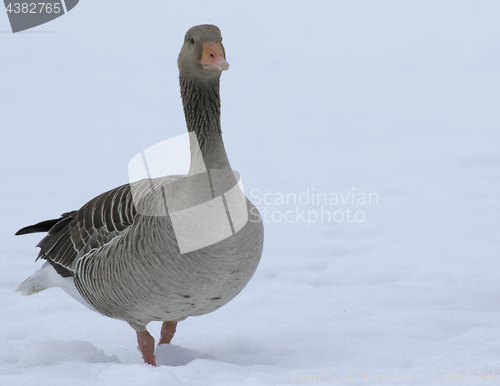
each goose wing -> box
[16,183,137,278]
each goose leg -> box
[158,321,177,345]
[136,330,156,366]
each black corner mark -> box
[4,0,79,33]
[64,0,78,12]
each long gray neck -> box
[180,75,231,173]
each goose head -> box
[178,24,229,81]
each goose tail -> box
[15,262,54,295]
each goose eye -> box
[190,37,195,45]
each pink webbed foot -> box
[158,321,178,345]
[136,330,156,366]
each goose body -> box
[16,25,264,365]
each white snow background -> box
[1,1,500,385]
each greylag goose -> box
[15,24,264,366]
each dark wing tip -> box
[15,216,72,236]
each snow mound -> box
[155,344,200,367]
[23,340,119,367]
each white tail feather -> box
[15,262,94,311]
[15,263,55,295]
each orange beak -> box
[200,42,230,71]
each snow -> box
[1,1,500,385]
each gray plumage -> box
[16,24,264,363]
